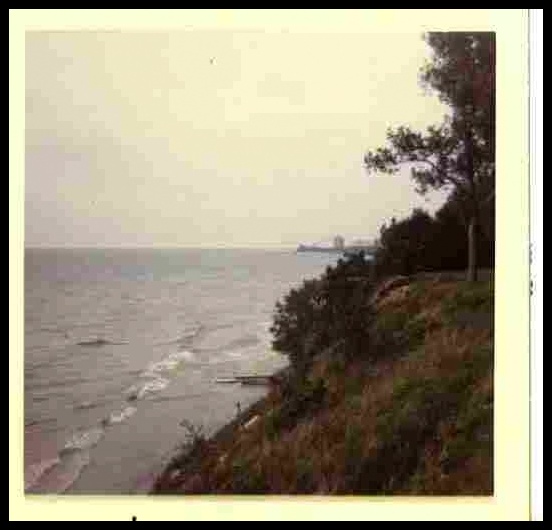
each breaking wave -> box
[61,427,105,454]
[104,406,137,426]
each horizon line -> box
[23,244,300,250]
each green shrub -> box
[229,458,268,493]
[273,377,327,433]
[165,419,206,474]
[440,386,493,474]
[270,254,375,371]
[348,377,465,493]
[373,195,494,279]
[344,423,364,468]
[296,457,316,492]
[442,281,494,329]
[264,410,280,441]
[370,308,428,358]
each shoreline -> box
[150,272,494,495]
[150,365,291,493]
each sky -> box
[25,29,450,248]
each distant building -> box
[297,234,376,255]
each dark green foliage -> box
[270,278,325,371]
[344,423,364,477]
[349,378,462,493]
[295,457,316,492]
[378,378,460,445]
[374,198,494,279]
[442,281,494,329]
[444,281,494,313]
[165,419,206,474]
[374,209,437,276]
[263,410,279,441]
[462,343,493,382]
[229,458,268,493]
[421,32,495,169]
[370,306,427,358]
[346,337,493,493]
[270,253,375,371]
[441,393,493,475]
[156,277,494,496]
[265,377,327,436]
[365,33,495,281]
[434,191,495,270]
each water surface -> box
[24,247,340,493]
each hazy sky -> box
[25,30,450,248]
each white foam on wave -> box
[106,405,137,425]
[127,349,196,401]
[225,349,244,359]
[27,451,91,494]
[126,377,170,401]
[169,349,195,361]
[140,350,195,378]
[141,359,179,378]
[125,383,141,401]
[137,378,169,399]
[25,428,101,493]
[62,426,104,453]
[25,457,61,491]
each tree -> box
[270,253,374,372]
[364,33,495,281]
[375,208,437,277]
[433,189,494,270]
[373,199,494,278]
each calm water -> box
[24,248,339,494]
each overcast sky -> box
[25,30,450,248]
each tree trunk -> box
[467,216,478,282]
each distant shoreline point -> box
[296,244,342,253]
[296,244,376,256]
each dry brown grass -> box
[154,278,494,495]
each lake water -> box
[24,248,340,494]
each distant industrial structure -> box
[297,236,376,256]
[333,235,345,251]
